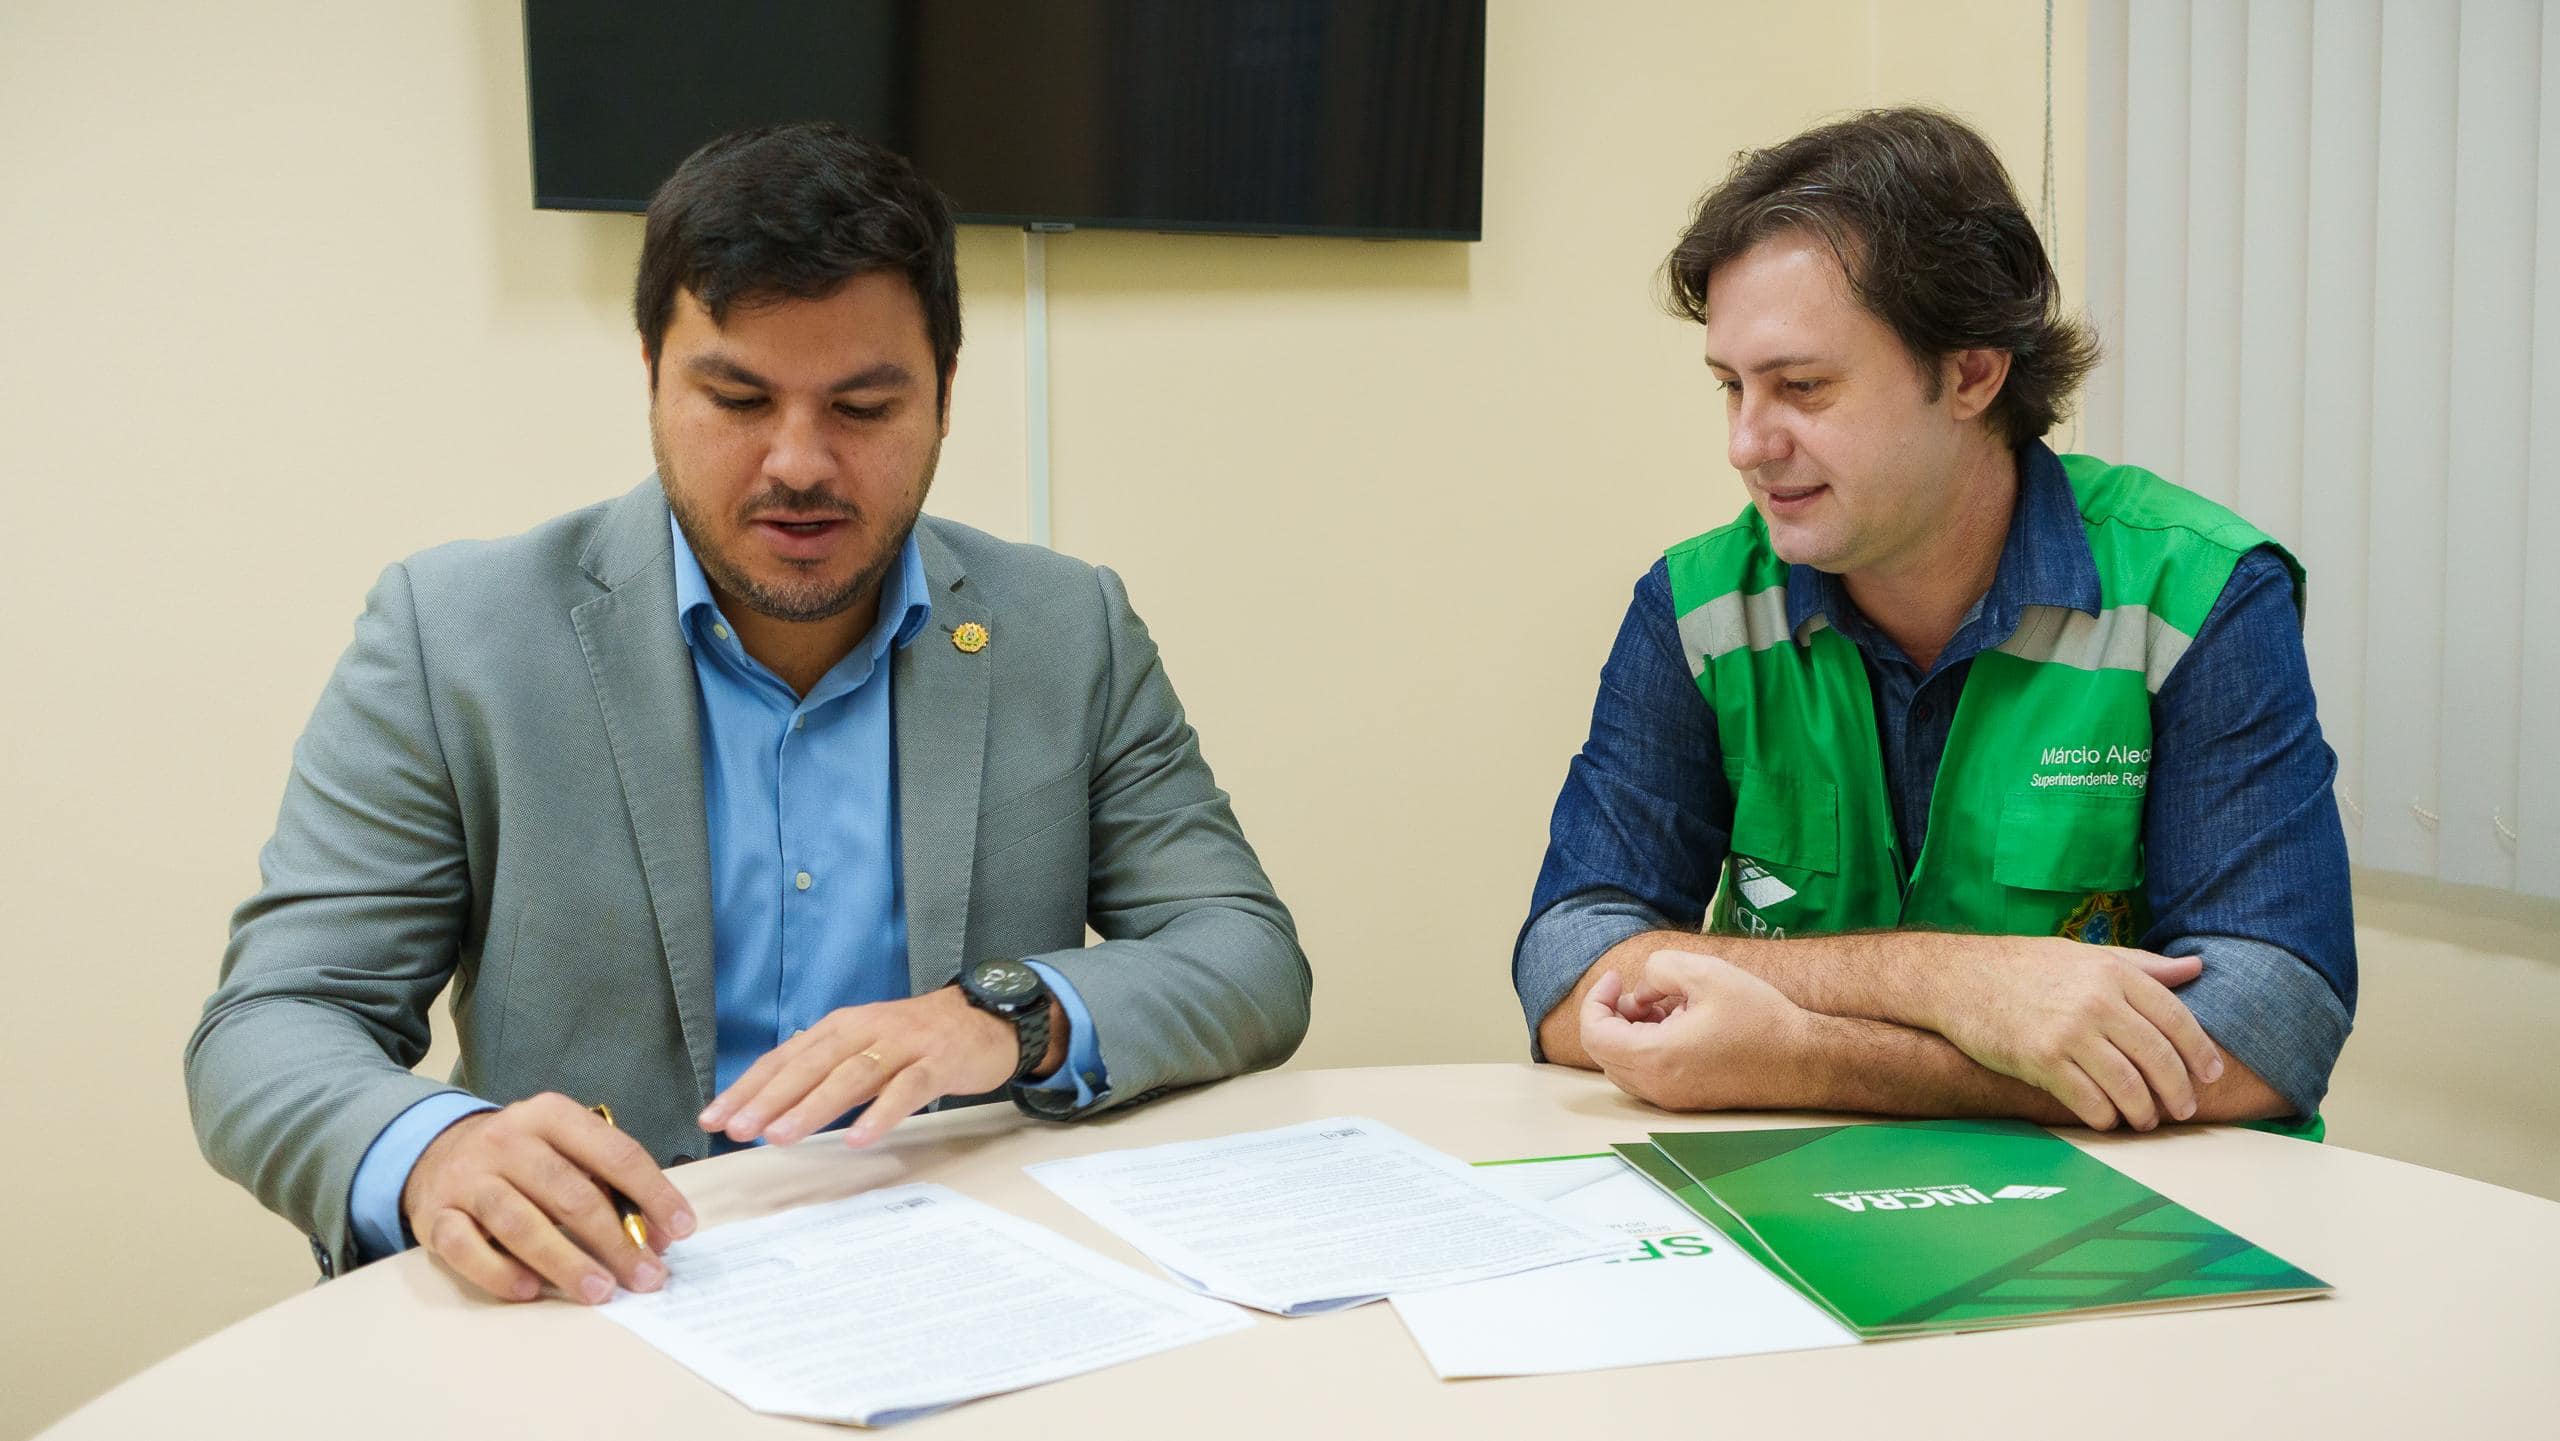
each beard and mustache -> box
[653,422,939,625]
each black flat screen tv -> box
[524,0,1485,240]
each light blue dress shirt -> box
[346,519,1105,1261]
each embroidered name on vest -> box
[2030,742,2151,790]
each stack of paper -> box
[1624,1118,2331,1337]
[600,1184,1247,1426]
[1387,1153,1857,1377]
[603,1116,2324,1420]
[1026,1116,1624,1314]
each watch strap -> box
[1006,999,1051,1085]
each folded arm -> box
[1551,930,2291,1130]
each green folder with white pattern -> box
[1624,1119,2329,1338]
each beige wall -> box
[6,2,2548,1437]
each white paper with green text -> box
[1388,1154,1857,1377]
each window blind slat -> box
[2438,0,2540,891]
[2519,0,2560,899]
[2238,0,2314,546]
[2359,5,2460,878]
[2122,1,2193,480]
[2182,0,2249,505]
[2082,0,2132,460]
[2299,0,2384,856]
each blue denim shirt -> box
[1514,442,2355,1117]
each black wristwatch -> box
[957,958,1053,1084]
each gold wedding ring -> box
[858,1048,889,1068]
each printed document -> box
[1024,1116,1623,1315]
[599,1183,1248,1426]
[1388,1153,1857,1377]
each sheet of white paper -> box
[599,1183,1248,1426]
[1023,1116,1624,1315]
[1388,1154,1859,1377]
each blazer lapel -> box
[897,520,990,997]
[570,479,721,1107]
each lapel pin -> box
[952,621,990,654]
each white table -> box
[45,1065,2560,1438]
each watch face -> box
[971,960,1041,1002]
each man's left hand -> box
[697,988,1026,1148]
[1579,949,1809,1111]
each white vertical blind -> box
[2089,0,2557,897]
[2526,11,2560,896]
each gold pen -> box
[586,1103,652,1250]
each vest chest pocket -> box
[1728,767,1840,876]
[1993,788,2146,939]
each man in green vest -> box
[1515,108,2353,1133]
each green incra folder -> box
[1622,1119,2329,1338]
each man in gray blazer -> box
[187,123,1309,1304]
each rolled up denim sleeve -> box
[1514,561,1732,1056]
[2158,935,2351,1119]
[2143,546,2357,1117]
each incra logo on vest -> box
[2029,742,2150,791]
[1816,1183,2067,1213]
[1730,858,1793,939]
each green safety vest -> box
[1667,454,2322,1139]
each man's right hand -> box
[1922,940,2224,1131]
[401,1092,695,1304]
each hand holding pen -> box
[398,1092,696,1305]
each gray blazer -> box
[187,479,1309,1276]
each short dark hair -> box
[1662,106,2097,444]
[634,122,961,407]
